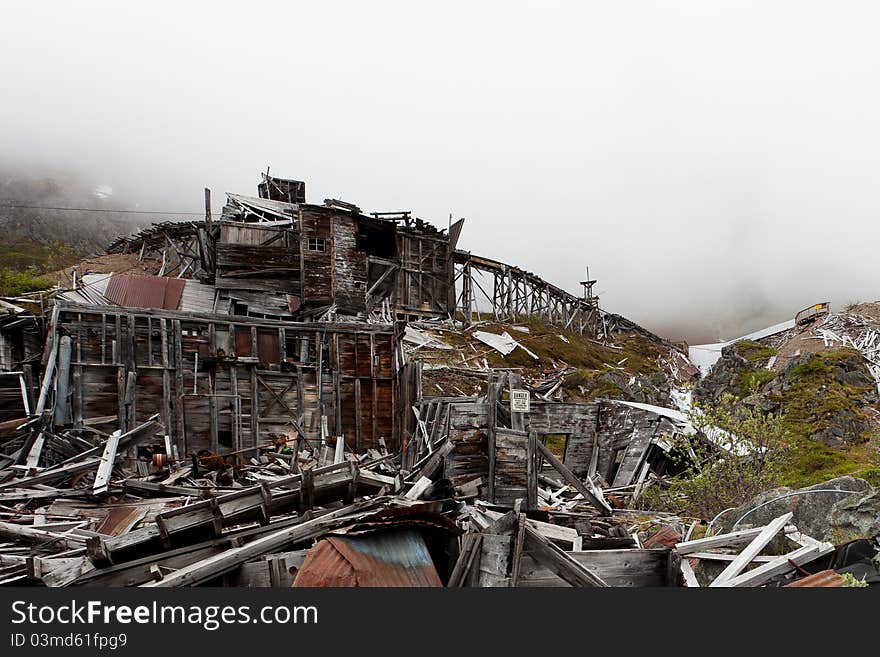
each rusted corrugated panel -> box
[643,525,681,549]
[784,570,845,587]
[95,506,148,537]
[105,274,185,310]
[293,529,442,588]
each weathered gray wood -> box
[0,521,87,551]
[509,513,527,587]
[674,526,766,555]
[722,543,835,587]
[53,336,73,426]
[520,548,671,587]
[406,439,455,483]
[448,533,482,587]
[709,512,793,587]
[680,557,700,587]
[687,552,777,562]
[522,524,607,587]
[35,308,60,416]
[611,422,654,487]
[143,500,380,587]
[0,458,102,491]
[535,439,610,515]
[92,429,122,496]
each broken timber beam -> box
[522,524,608,587]
[143,500,381,587]
[535,440,611,515]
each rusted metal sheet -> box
[643,525,681,549]
[293,529,443,587]
[105,274,185,310]
[784,569,845,587]
[95,506,149,537]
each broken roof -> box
[104,274,186,310]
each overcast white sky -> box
[3,1,880,341]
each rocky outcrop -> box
[827,489,880,543]
[716,476,873,542]
[692,343,752,405]
[695,345,879,446]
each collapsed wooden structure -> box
[1,169,779,589]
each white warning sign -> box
[510,389,530,413]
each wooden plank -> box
[448,533,482,587]
[687,552,777,562]
[509,513,527,587]
[674,527,766,555]
[53,336,73,426]
[93,430,122,496]
[526,432,537,510]
[611,422,654,487]
[35,311,60,416]
[143,500,379,587]
[487,377,499,503]
[722,543,835,588]
[709,512,793,587]
[681,558,699,587]
[0,521,87,551]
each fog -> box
[3,2,880,342]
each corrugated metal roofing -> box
[104,274,185,310]
[57,272,113,306]
[293,529,443,588]
[784,569,845,587]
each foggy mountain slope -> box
[0,168,152,267]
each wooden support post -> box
[53,336,72,427]
[487,376,498,503]
[526,432,538,511]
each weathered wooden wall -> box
[299,207,334,306]
[215,222,301,295]
[332,214,368,315]
[395,231,452,318]
[517,549,673,587]
[54,303,398,457]
[421,397,600,503]
[526,401,599,477]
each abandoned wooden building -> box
[45,301,401,457]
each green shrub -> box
[0,268,53,296]
[736,369,778,395]
[642,398,787,520]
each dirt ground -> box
[47,253,162,288]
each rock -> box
[826,490,880,542]
[740,393,779,413]
[716,476,873,540]
[812,409,872,447]
[693,344,751,405]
